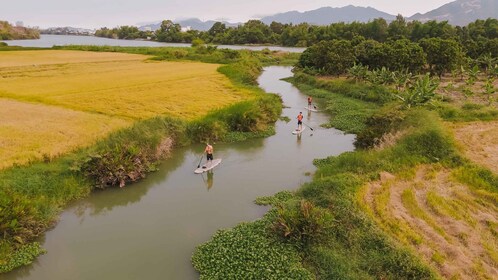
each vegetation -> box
[95,17,498,55]
[0,46,286,273]
[194,43,497,278]
[0,21,39,40]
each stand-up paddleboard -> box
[304,107,318,112]
[194,158,222,174]
[292,126,306,135]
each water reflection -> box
[72,148,189,219]
[201,171,214,191]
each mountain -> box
[260,5,396,25]
[139,18,239,32]
[409,0,498,26]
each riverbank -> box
[0,47,290,273]
[193,72,498,279]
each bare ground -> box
[362,166,498,279]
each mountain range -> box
[409,0,498,26]
[140,0,497,31]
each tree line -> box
[95,16,498,52]
[0,21,39,40]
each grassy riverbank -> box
[0,47,288,273]
[193,72,498,279]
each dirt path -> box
[451,121,498,174]
[361,166,498,279]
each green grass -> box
[289,81,379,134]
[434,101,498,122]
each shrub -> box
[272,199,334,247]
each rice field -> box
[0,99,130,169]
[0,50,253,169]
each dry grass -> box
[451,121,498,174]
[0,99,130,169]
[360,165,498,279]
[0,50,253,169]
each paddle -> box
[313,104,317,109]
[197,154,204,168]
[302,121,314,131]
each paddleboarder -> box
[307,96,313,109]
[297,112,303,131]
[204,143,213,168]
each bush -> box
[355,105,406,149]
[272,199,334,247]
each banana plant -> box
[392,70,413,92]
[395,74,439,108]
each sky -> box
[2,0,456,29]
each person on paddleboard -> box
[307,96,313,109]
[297,112,303,131]
[204,143,214,167]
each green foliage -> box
[0,242,45,273]
[452,165,498,194]
[0,21,39,40]
[192,211,314,280]
[419,38,465,76]
[434,102,498,121]
[355,105,406,149]
[396,74,439,108]
[290,80,379,134]
[272,199,334,247]
[298,40,355,75]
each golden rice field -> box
[0,50,253,169]
[0,99,130,169]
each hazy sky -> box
[2,0,455,28]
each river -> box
[1,34,305,53]
[4,66,354,280]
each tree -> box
[419,38,464,76]
[387,14,409,40]
[298,40,355,76]
[155,20,182,42]
[385,39,426,73]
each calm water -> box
[5,66,354,280]
[1,35,305,53]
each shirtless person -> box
[307,96,313,109]
[297,112,303,131]
[204,143,214,168]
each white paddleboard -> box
[304,107,318,112]
[194,158,222,174]
[292,126,306,134]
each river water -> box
[1,34,305,53]
[4,66,354,280]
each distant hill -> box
[409,0,498,26]
[0,21,39,40]
[260,5,396,25]
[139,18,239,32]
